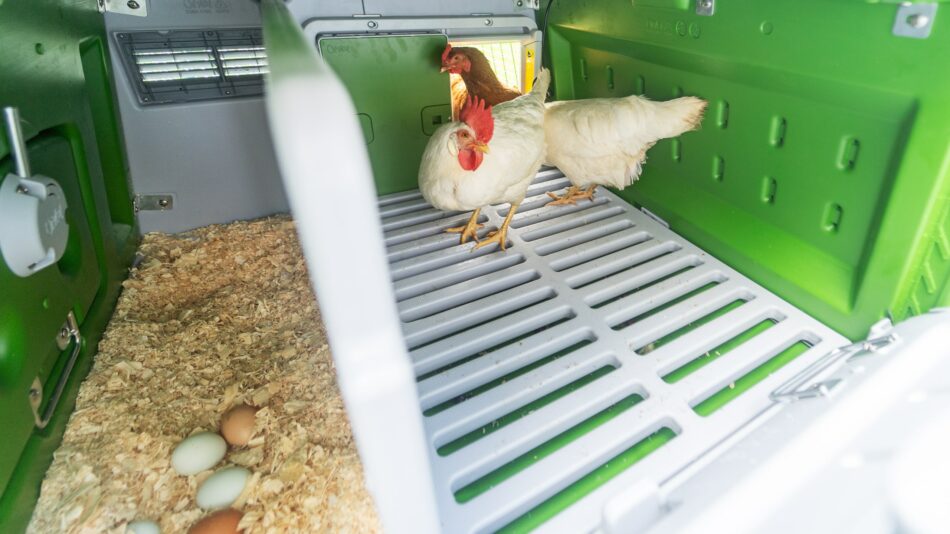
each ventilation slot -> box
[115,28,266,105]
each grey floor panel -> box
[378,168,850,533]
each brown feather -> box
[449,47,523,119]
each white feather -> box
[543,95,707,190]
[419,69,551,212]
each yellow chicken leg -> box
[546,185,598,206]
[475,203,519,251]
[445,209,484,245]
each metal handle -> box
[3,107,31,178]
[771,332,898,403]
[29,311,82,430]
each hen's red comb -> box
[459,94,494,143]
[441,43,453,64]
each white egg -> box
[127,519,161,534]
[196,466,251,510]
[171,432,227,476]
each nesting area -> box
[27,216,381,533]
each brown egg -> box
[220,404,257,446]
[188,509,243,534]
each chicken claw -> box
[474,202,519,252]
[445,209,483,245]
[546,185,598,206]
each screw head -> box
[906,13,929,28]
[15,184,29,194]
[700,0,712,7]
[367,20,378,29]
[127,0,140,9]
[517,0,524,5]
[485,18,493,26]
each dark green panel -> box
[0,1,139,531]
[321,34,453,195]
[545,0,950,339]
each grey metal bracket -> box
[133,194,174,212]
[696,0,715,16]
[515,0,541,9]
[893,2,936,39]
[97,0,148,17]
[29,311,83,430]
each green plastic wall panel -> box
[543,0,950,340]
[0,0,138,531]
[321,34,454,196]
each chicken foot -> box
[445,209,484,244]
[546,185,598,206]
[475,203,519,252]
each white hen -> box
[419,68,551,250]
[543,95,707,204]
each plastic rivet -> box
[712,155,725,181]
[837,136,860,171]
[689,23,701,38]
[760,21,774,35]
[769,116,787,148]
[907,14,929,28]
[367,20,378,29]
[34,43,45,55]
[822,203,843,232]
[761,176,777,204]
[485,18,493,26]
[676,21,687,36]
[716,100,729,129]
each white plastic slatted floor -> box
[378,168,849,533]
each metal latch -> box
[133,194,174,212]
[893,3,936,39]
[771,325,899,402]
[29,311,83,430]
[97,0,148,17]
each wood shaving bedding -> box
[27,216,381,534]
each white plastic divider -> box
[260,2,440,533]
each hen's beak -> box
[472,141,489,154]
[440,66,449,73]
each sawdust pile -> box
[27,216,381,533]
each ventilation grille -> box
[378,168,849,533]
[114,29,267,105]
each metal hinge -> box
[696,0,715,16]
[97,0,148,17]
[893,3,936,39]
[771,320,899,403]
[133,194,173,212]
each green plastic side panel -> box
[0,1,139,531]
[544,0,950,339]
[321,35,454,196]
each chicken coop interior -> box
[1,1,950,533]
